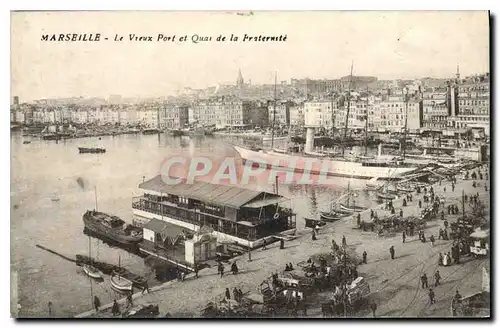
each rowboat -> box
[376,191,397,200]
[110,274,133,292]
[320,211,351,222]
[82,264,104,280]
[339,203,367,213]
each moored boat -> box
[82,210,143,246]
[320,211,350,222]
[23,140,31,144]
[142,129,160,135]
[110,274,133,292]
[82,264,104,280]
[78,147,106,154]
[377,191,397,200]
[339,203,367,213]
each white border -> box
[3,2,498,328]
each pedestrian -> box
[231,261,239,275]
[48,301,52,317]
[434,270,441,287]
[370,209,374,219]
[112,300,120,316]
[233,287,240,302]
[418,200,422,208]
[454,290,462,302]
[141,281,150,294]
[357,213,361,227]
[430,235,435,247]
[428,288,436,304]
[342,235,346,247]
[238,288,244,301]
[400,209,403,218]
[421,273,428,289]
[370,300,377,317]
[262,238,267,250]
[219,263,224,278]
[280,239,285,249]
[126,293,133,307]
[441,211,444,220]
[194,263,199,278]
[402,231,406,243]
[225,288,231,300]
[389,246,395,260]
[403,198,407,207]
[438,228,443,240]
[93,295,101,312]
[452,183,455,192]
[362,251,367,264]
[438,253,443,266]
[444,186,446,193]
[315,224,321,235]
[391,207,396,215]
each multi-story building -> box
[334,98,368,131]
[191,97,254,129]
[268,100,294,126]
[290,102,305,127]
[375,96,423,133]
[422,92,448,130]
[304,99,336,129]
[454,73,490,135]
[160,104,189,129]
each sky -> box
[11,11,490,102]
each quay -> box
[76,163,490,318]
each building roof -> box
[143,218,192,237]
[139,175,280,209]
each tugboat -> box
[82,210,143,246]
[78,147,106,154]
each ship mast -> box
[365,87,369,156]
[342,61,354,157]
[271,71,277,149]
[402,86,409,159]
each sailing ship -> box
[110,256,133,292]
[233,63,419,180]
[338,181,367,213]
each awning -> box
[243,196,287,208]
[470,230,490,239]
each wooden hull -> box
[339,204,366,213]
[377,192,396,200]
[110,275,133,292]
[82,265,103,280]
[320,211,349,222]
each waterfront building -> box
[304,99,337,129]
[268,100,294,127]
[422,92,449,130]
[289,102,305,128]
[159,104,189,130]
[454,73,490,135]
[375,96,423,133]
[132,175,297,248]
[191,97,254,129]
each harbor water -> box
[10,132,374,317]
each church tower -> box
[236,69,244,88]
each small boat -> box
[110,274,133,292]
[82,264,104,280]
[320,211,350,222]
[142,129,160,135]
[82,210,143,246]
[396,184,414,193]
[339,203,367,213]
[78,147,106,154]
[376,191,397,200]
[51,197,60,202]
[23,141,31,144]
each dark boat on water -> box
[42,133,61,140]
[83,210,143,246]
[79,147,106,154]
[142,129,160,135]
